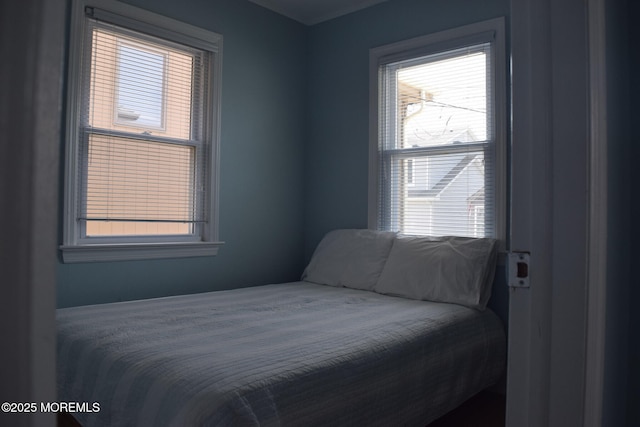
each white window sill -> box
[60,241,224,263]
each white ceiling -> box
[247,0,389,25]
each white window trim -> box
[61,0,224,263]
[368,17,507,247]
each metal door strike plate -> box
[508,252,530,288]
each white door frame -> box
[506,0,554,423]
[584,0,608,424]
[507,0,607,425]
[0,1,65,426]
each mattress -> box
[57,281,506,426]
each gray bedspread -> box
[57,281,505,426]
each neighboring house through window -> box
[369,18,506,241]
[61,0,223,262]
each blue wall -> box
[601,0,638,424]
[303,0,510,323]
[303,0,510,258]
[625,0,639,423]
[57,0,308,307]
[58,0,510,314]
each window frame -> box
[368,18,506,245]
[61,0,224,263]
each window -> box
[61,0,223,262]
[369,18,506,241]
[114,41,166,129]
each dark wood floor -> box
[59,391,505,427]
[428,391,506,427]
[58,412,82,427]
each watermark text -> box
[2,401,100,413]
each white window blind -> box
[377,41,498,238]
[78,17,209,237]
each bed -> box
[57,230,506,426]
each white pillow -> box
[302,229,397,291]
[373,235,498,310]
